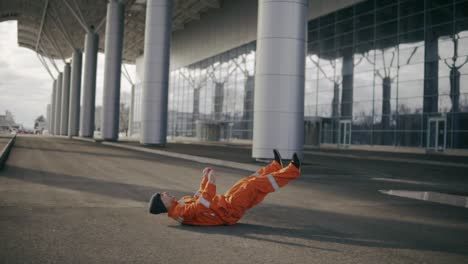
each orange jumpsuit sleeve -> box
[194,176,208,198]
[168,201,199,223]
[201,182,216,200]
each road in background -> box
[0,136,467,263]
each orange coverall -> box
[167,161,300,226]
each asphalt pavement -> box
[0,136,467,263]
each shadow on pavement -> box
[172,204,468,255]
[0,165,188,203]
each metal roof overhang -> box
[0,0,221,63]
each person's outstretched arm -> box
[169,172,216,224]
[194,167,211,198]
[198,169,217,207]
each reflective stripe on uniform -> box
[267,174,280,191]
[198,196,211,208]
[178,199,186,205]
[177,217,184,223]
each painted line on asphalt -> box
[101,141,260,172]
[304,151,468,168]
[372,177,440,186]
[380,190,468,208]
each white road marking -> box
[380,190,468,209]
[372,177,439,186]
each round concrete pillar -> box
[252,0,308,159]
[54,73,63,135]
[69,50,83,136]
[140,0,172,145]
[101,0,125,141]
[128,84,135,136]
[80,32,99,138]
[61,63,71,136]
[50,80,57,135]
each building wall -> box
[132,0,468,150]
[169,0,363,70]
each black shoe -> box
[273,149,283,168]
[291,153,301,169]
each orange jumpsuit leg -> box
[225,163,300,216]
[224,160,282,197]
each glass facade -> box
[132,0,468,150]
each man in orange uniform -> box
[149,149,301,226]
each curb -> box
[0,135,16,170]
[101,141,260,172]
[304,150,468,168]
[72,136,98,143]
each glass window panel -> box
[429,23,453,37]
[353,100,374,117]
[398,63,424,82]
[398,80,424,98]
[399,13,424,33]
[354,51,375,73]
[438,95,453,113]
[376,4,398,25]
[351,131,372,145]
[317,103,333,118]
[460,93,468,112]
[455,2,468,21]
[309,19,319,29]
[319,24,335,39]
[425,0,452,9]
[355,0,375,15]
[400,0,425,17]
[354,86,374,101]
[356,13,374,29]
[336,33,354,50]
[354,72,374,87]
[319,13,335,26]
[456,36,468,57]
[374,47,398,70]
[356,28,374,44]
[399,43,425,65]
[455,19,468,38]
[462,75,468,94]
[438,36,457,60]
[308,30,319,41]
[400,29,425,44]
[438,76,452,96]
[426,6,453,27]
[374,99,398,116]
[336,18,353,35]
[337,6,353,21]
[398,97,424,114]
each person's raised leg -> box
[227,153,301,211]
[225,149,283,197]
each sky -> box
[0,21,135,129]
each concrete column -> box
[54,73,63,135]
[50,80,57,135]
[68,50,83,136]
[128,84,135,136]
[252,0,308,159]
[60,63,71,136]
[101,0,125,141]
[140,0,172,145]
[80,31,99,138]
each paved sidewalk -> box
[97,139,468,170]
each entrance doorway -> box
[427,116,446,152]
[339,120,351,146]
